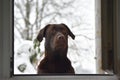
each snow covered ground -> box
[14,31,96,74]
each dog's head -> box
[36,23,75,55]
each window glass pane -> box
[14,0,102,75]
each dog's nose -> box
[58,35,64,40]
[57,32,65,41]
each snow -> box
[14,39,37,74]
[14,0,96,74]
[14,53,37,74]
[14,35,96,74]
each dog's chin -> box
[54,44,67,51]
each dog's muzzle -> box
[52,32,67,50]
[56,32,65,42]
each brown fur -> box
[36,23,75,74]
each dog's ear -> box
[36,24,50,42]
[61,23,75,40]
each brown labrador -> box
[36,23,75,74]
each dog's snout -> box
[57,33,65,41]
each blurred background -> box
[14,0,96,74]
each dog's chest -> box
[47,60,69,73]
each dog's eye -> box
[51,28,56,34]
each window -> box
[0,0,117,79]
[0,0,120,80]
[13,0,118,75]
[14,0,98,75]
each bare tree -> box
[14,0,75,40]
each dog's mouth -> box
[56,42,66,49]
[54,40,67,51]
